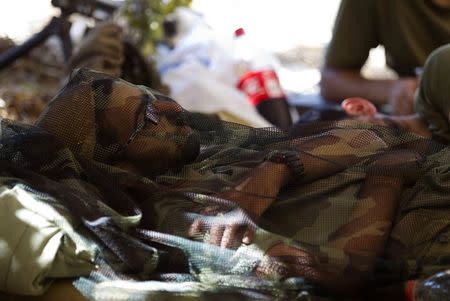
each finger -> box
[102,56,124,69]
[209,225,225,246]
[71,52,122,73]
[97,36,124,52]
[85,47,123,65]
[96,22,123,37]
[101,63,122,77]
[242,226,255,245]
[72,45,122,64]
[221,224,239,249]
[91,43,123,62]
[188,219,203,238]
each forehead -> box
[107,80,147,108]
[94,77,176,115]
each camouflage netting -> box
[1,68,450,301]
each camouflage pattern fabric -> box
[0,68,449,301]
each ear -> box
[341,97,378,117]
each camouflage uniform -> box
[1,69,449,301]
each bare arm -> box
[320,67,418,114]
[320,68,395,104]
[319,0,421,112]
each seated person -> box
[320,0,450,115]
[1,44,450,301]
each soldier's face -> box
[100,80,199,176]
[124,98,200,176]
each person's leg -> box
[256,175,405,293]
[255,149,424,296]
[414,44,450,142]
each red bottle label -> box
[237,69,286,106]
[405,280,416,301]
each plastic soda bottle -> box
[232,27,292,129]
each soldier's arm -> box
[218,161,290,217]
[322,151,420,292]
[186,161,290,248]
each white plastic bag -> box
[156,7,271,127]
[163,61,271,127]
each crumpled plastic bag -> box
[156,7,271,127]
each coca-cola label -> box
[404,280,416,301]
[237,70,286,106]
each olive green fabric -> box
[415,44,450,142]
[325,0,450,76]
[0,185,96,295]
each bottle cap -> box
[234,27,245,37]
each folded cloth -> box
[0,184,96,295]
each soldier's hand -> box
[188,206,255,249]
[388,78,419,115]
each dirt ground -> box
[0,37,65,123]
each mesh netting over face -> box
[2,68,450,300]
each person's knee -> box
[415,44,450,142]
[419,44,450,102]
[426,44,450,67]
[422,44,450,82]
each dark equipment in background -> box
[0,0,121,70]
[0,0,166,92]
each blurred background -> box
[0,0,393,123]
[0,0,339,53]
